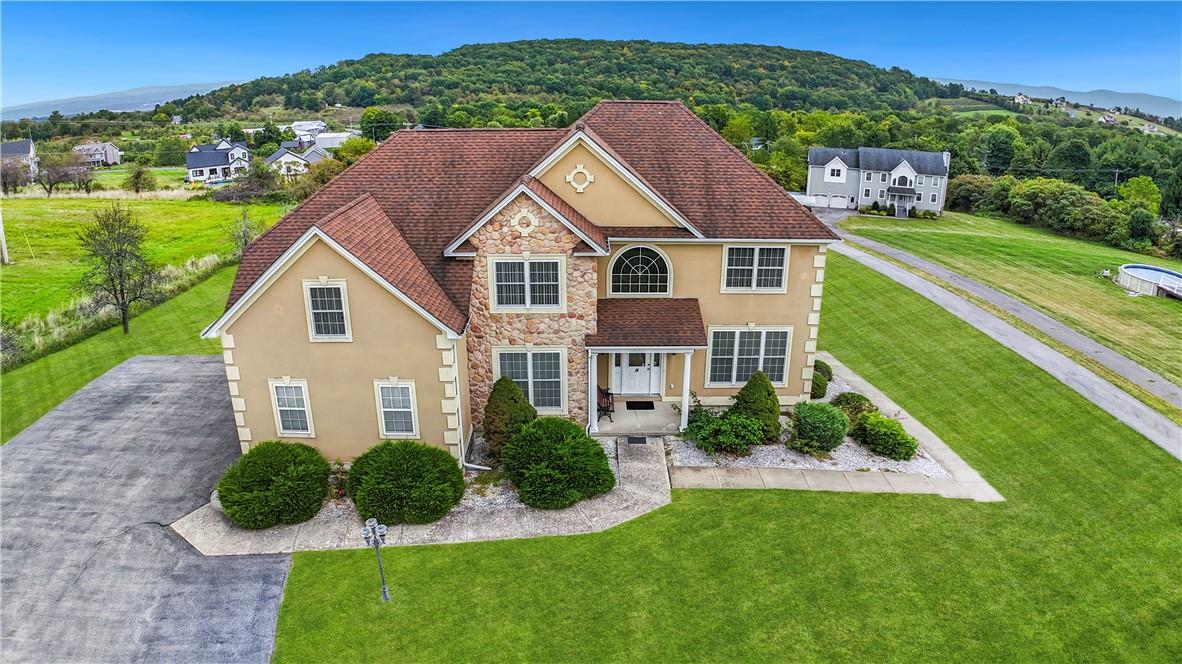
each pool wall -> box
[1116,264,1182,297]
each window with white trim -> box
[917,175,925,186]
[304,281,350,340]
[193,169,204,177]
[496,349,564,410]
[932,177,941,187]
[878,189,886,199]
[880,173,888,183]
[374,381,417,437]
[829,167,842,178]
[270,379,313,436]
[610,246,669,294]
[930,192,938,203]
[491,257,561,310]
[865,171,873,181]
[708,329,791,384]
[863,188,872,198]
[724,247,786,291]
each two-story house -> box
[185,139,250,184]
[0,139,39,178]
[200,101,839,462]
[72,142,123,167]
[806,146,951,214]
[264,146,331,177]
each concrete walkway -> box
[173,436,671,555]
[830,241,1182,460]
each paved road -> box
[1,356,289,663]
[812,209,1182,409]
[829,241,1182,460]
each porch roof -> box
[585,298,707,349]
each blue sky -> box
[2,1,1179,107]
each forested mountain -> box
[176,40,958,121]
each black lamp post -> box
[361,517,390,602]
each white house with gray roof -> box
[185,139,250,184]
[806,146,951,214]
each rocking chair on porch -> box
[597,387,615,422]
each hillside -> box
[940,79,1181,119]
[2,82,239,119]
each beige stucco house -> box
[201,101,839,462]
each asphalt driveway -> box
[1,356,289,663]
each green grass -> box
[841,211,1182,386]
[0,198,284,323]
[271,253,1182,662]
[0,266,232,443]
[91,166,189,190]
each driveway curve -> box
[1,356,289,663]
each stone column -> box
[680,351,692,430]
[588,351,599,433]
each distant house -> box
[0,139,39,178]
[1014,94,1032,105]
[1100,114,1118,125]
[72,142,123,167]
[186,139,250,184]
[264,146,332,177]
[806,146,950,214]
[171,115,183,125]
[1142,123,1159,134]
[313,130,361,151]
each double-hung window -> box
[829,167,841,178]
[724,247,787,291]
[495,349,564,410]
[708,329,791,385]
[917,175,925,186]
[491,257,562,311]
[269,379,313,436]
[880,173,888,183]
[932,177,941,187]
[930,192,938,203]
[304,280,350,341]
[863,187,871,198]
[374,380,417,437]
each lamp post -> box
[361,517,390,602]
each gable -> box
[536,140,679,229]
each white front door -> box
[615,352,662,395]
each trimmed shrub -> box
[790,402,849,454]
[830,391,878,421]
[851,412,918,460]
[347,441,465,524]
[216,441,329,530]
[483,377,537,459]
[810,372,829,400]
[813,359,833,381]
[729,371,781,444]
[685,412,763,456]
[502,417,615,509]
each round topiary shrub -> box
[483,376,537,460]
[347,441,465,524]
[810,372,829,400]
[502,417,615,509]
[813,359,833,381]
[216,440,330,530]
[851,412,918,460]
[789,402,849,454]
[729,370,781,444]
[830,391,878,421]
[685,411,763,456]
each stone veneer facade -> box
[465,193,598,429]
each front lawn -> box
[0,198,285,323]
[91,166,189,190]
[0,267,231,442]
[841,211,1182,386]
[272,253,1182,662]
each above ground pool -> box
[1116,263,1182,298]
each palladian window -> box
[610,247,669,295]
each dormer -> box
[215,139,233,150]
[823,156,847,183]
[890,160,917,187]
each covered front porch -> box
[583,298,708,435]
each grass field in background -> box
[841,211,1182,386]
[271,254,1182,662]
[0,198,284,323]
[92,166,190,190]
[0,267,232,443]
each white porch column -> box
[588,351,599,433]
[680,351,693,430]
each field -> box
[0,198,285,323]
[841,212,1182,386]
[932,97,1017,117]
[92,166,190,190]
[1069,107,1180,136]
[271,253,1182,662]
[0,267,232,442]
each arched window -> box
[610,247,669,295]
[894,175,912,187]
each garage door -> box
[829,195,848,208]
[813,194,828,207]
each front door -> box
[617,352,662,395]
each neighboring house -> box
[805,146,951,214]
[72,142,123,167]
[200,100,839,461]
[171,115,183,125]
[1100,114,1118,125]
[0,139,39,177]
[264,146,332,177]
[185,139,250,184]
[1142,123,1159,134]
[313,131,361,151]
[1014,94,1031,105]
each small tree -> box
[34,153,79,197]
[334,136,376,165]
[483,377,537,459]
[70,167,96,194]
[1,159,30,195]
[77,204,159,334]
[729,371,781,444]
[288,158,346,201]
[226,207,263,257]
[1128,208,1156,243]
[123,164,157,193]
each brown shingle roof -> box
[448,176,607,254]
[585,298,707,348]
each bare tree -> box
[1,158,30,195]
[226,206,263,257]
[70,167,96,194]
[35,153,81,197]
[77,203,160,334]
